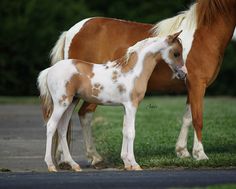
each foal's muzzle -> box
[174,65,187,80]
[176,70,187,80]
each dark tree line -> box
[0,0,235,96]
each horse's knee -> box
[182,105,192,126]
[123,129,135,140]
[46,122,57,137]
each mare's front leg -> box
[121,103,142,170]
[176,97,192,158]
[187,78,208,160]
[78,102,103,166]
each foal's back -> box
[48,59,135,105]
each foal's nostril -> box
[177,70,187,80]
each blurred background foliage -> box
[0,0,235,96]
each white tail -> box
[233,28,236,41]
[50,32,67,65]
[37,68,53,121]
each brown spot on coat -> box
[121,52,138,73]
[112,70,119,82]
[72,59,95,78]
[117,84,126,93]
[59,95,68,105]
[94,83,101,88]
[92,88,100,97]
[92,83,104,97]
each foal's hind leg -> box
[79,102,103,166]
[45,104,67,172]
[57,101,81,172]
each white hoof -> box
[176,146,191,158]
[48,165,57,172]
[72,165,82,172]
[125,165,142,171]
[193,150,209,160]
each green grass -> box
[192,184,236,189]
[92,96,236,168]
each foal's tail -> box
[37,68,53,122]
[50,31,67,65]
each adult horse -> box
[48,0,236,166]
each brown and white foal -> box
[38,31,186,172]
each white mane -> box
[151,3,197,63]
[126,37,166,61]
[152,3,197,36]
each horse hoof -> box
[193,150,209,160]
[93,161,107,169]
[58,162,71,170]
[132,165,142,171]
[48,166,57,172]
[72,165,82,172]
[176,147,191,158]
[91,156,103,166]
[124,165,132,170]
[125,165,142,171]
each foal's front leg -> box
[121,103,142,170]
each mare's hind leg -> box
[57,100,81,172]
[79,102,103,166]
[176,101,192,158]
[45,104,68,172]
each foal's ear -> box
[166,30,182,43]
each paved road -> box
[0,104,88,172]
[1,170,236,189]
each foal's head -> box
[128,31,187,80]
[161,31,187,80]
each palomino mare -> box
[38,32,186,172]
[50,0,236,166]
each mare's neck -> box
[197,2,236,52]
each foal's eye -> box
[174,52,180,58]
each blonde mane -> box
[152,4,197,36]
[197,0,233,26]
[152,0,234,36]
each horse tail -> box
[37,68,53,122]
[50,31,67,65]
[233,28,236,41]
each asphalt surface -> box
[0,104,88,172]
[0,104,236,189]
[1,170,236,189]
